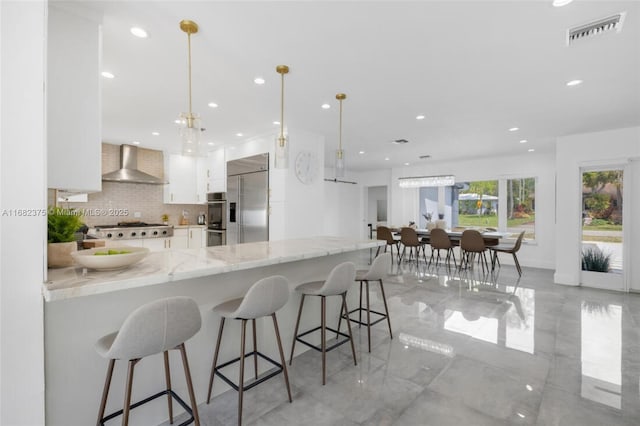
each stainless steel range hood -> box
[102,144,167,185]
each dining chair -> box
[488,230,525,276]
[459,229,489,273]
[376,226,400,263]
[399,227,427,266]
[428,228,457,268]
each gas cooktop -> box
[89,222,173,240]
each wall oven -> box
[207,192,226,246]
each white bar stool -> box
[95,296,201,426]
[289,262,357,385]
[338,252,393,352]
[206,275,292,426]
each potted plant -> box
[580,245,621,289]
[47,206,83,268]
[581,246,611,272]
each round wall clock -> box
[294,150,318,184]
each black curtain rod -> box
[324,178,357,185]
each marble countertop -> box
[44,236,384,302]
[173,224,207,229]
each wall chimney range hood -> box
[101,144,167,185]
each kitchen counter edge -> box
[43,236,384,302]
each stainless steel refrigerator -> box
[226,153,269,244]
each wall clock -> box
[294,150,318,184]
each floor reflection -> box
[581,300,622,409]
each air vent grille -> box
[567,12,625,45]
[419,155,431,160]
[392,139,409,144]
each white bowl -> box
[71,246,150,270]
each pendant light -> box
[178,20,204,156]
[335,93,347,178]
[274,65,290,169]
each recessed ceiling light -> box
[130,27,148,38]
[566,79,583,87]
[236,133,243,137]
[528,148,535,152]
[404,162,410,166]
[321,104,331,109]
[208,102,218,108]
[273,121,280,125]
[174,119,182,124]
[384,157,390,161]
[101,71,115,79]
[509,127,519,132]
[254,77,265,85]
[208,142,215,146]
[519,139,528,144]
[358,151,365,155]
[151,132,160,136]
[131,141,140,145]
[553,0,573,7]
[416,115,425,120]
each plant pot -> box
[48,241,77,268]
[426,221,436,231]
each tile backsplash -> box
[53,183,205,227]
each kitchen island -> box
[44,236,383,425]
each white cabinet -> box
[164,154,208,204]
[172,229,189,249]
[143,238,171,252]
[47,6,101,192]
[165,154,197,204]
[196,158,208,204]
[207,149,226,193]
[188,227,204,248]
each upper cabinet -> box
[164,154,207,204]
[47,5,102,192]
[207,149,226,193]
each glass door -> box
[580,167,624,290]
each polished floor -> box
[167,259,640,426]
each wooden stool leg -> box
[238,319,247,426]
[207,317,226,403]
[379,279,393,340]
[252,319,258,380]
[320,296,327,385]
[289,295,305,365]
[97,359,115,426]
[122,359,139,426]
[342,293,358,367]
[179,343,201,426]
[271,314,292,403]
[163,351,174,424]
[365,280,372,352]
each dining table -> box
[391,227,507,246]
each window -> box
[455,180,499,228]
[506,177,535,239]
[446,178,536,240]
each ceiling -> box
[84,0,639,171]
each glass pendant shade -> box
[179,112,204,156]
[275,133,289,169]
[335,149,345,178]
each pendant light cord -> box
[187,32,193,117]
[280,70,285,141]
[338,98,343,151]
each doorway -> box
[580,166,625,290]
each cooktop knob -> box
[106,233,112,238]
[117,233,123,238]
[131,232,137,237]
[153,231,158,236]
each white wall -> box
[555,126,640,285]
[0,1,46,424]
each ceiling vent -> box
[567,12,626,45]
[392,139,409,145]
[419,154,431,160]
